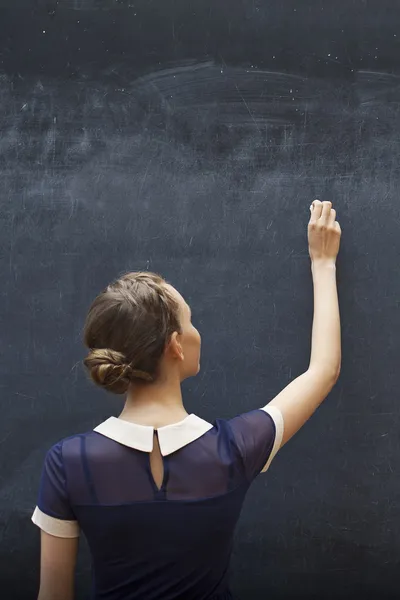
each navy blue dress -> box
[32,407,284,600]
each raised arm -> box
[267,200,341,446]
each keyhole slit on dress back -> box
[149,431,165,491]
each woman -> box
[32,200,341,600]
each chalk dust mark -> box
[137,158,153,202]
[234,83,261,133]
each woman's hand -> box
[308,200,341,264]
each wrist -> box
[311,258,337,272]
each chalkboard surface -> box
[1,1,400,598]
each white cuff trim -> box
[260,405,284,473]
[31,506,80,538]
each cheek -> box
[183,326,201,358]
[189,328,201,355]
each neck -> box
[119,373,188,428]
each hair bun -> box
[84,348,133,394]
[84,348,154,394]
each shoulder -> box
[208,409,278,454]
[44,430,96,464]
[215,407,282,437]
[215,407,284,478]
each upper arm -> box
[32,442,80,536]
[266,368,337,446]
[38,532,78,600]
[228,407,284,480]
[32,442,80,599]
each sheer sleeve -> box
[31,441,79,538]
[228,406,284,481]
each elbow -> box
[335,361,341,382]
[327,362,341,389]
[329,367,340,391]
[332,356,341,384]
[308,360,341,390]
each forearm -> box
[309,260,341,380]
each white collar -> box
[94,414,213,457]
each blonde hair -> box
[83,272,181,394]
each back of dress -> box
[32,407,283,600]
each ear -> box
[167,331,184,362]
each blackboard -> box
[1,1,400,598]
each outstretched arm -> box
[267,200,341,446]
